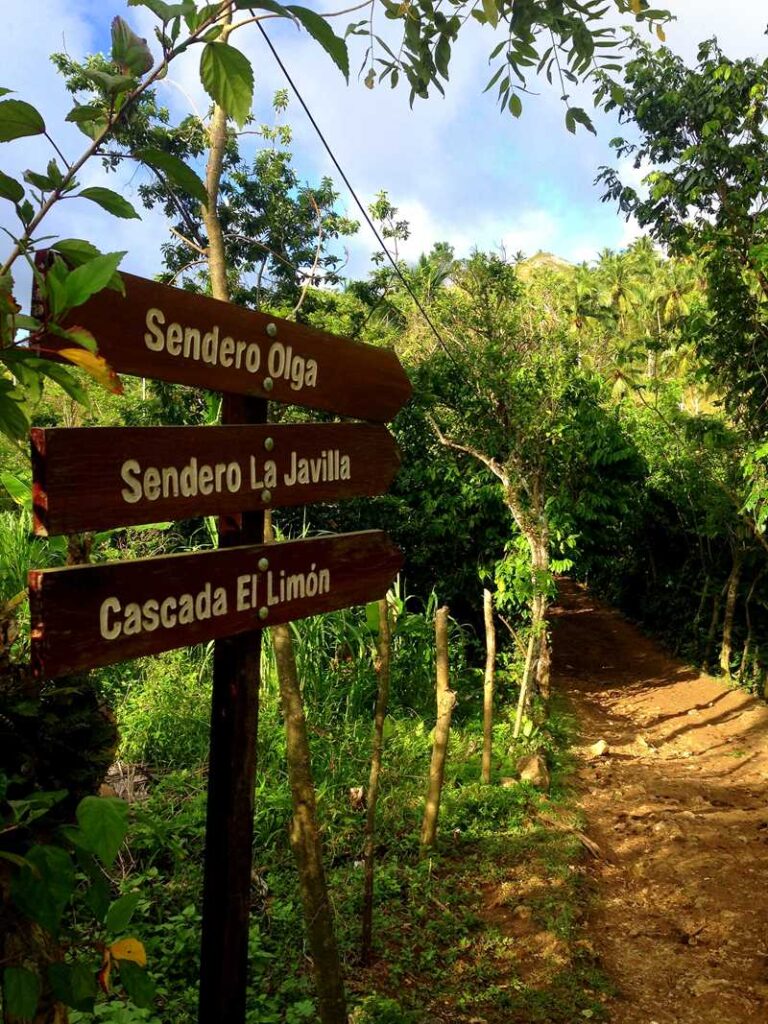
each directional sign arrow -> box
[32,271,412,422]
[31,423,401,535]
[29,530,403,678]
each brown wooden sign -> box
[31,423,401,535]
[32,271,411,422]
[29,530,402,678]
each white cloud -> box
[2,0,767,304]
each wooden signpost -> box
[31,270,411,421]
[31,423,400,534]
[28,270,410,1024]
[29,531,403,677]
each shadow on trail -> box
[551,578,768,1024]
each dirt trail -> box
[552,580,768,1024]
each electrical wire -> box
[256,21,452,357]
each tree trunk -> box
[705,590,722,668]
[719,548,743,677]
[420,606,455,854]
[272,626,348,1024]
[481,589,496,784]
[513,630,536,740]
[361,598,392,964]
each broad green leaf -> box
[3,966,40,1021]
[482,0,499,28]
[137,147,208,206]
[76,796,128,867]
[48,962,97,1013]
[61,326,98,353]
[59,348,124,396]
[111,17,154,77]
[0,468,29,505]
[0,170,23,203]
[83,872,111,922]
[235,0,290,14]
[118,960,156,1009]
[63,252,126,311]
[365,601,379,634]
[52,239,125,293]
[106,893,141,934]
[78,187,140,219]
[84,70,137,96]
[435,35,450,80]
[0,389,29,441]
[0,471,30,507]
[128,0,195,19]
[286,6,349,81]
[10,844,75,933]
[0,99,45,142]
[200,42,254,128]
[23,168,55,192]
[37,363,88,405]
[66,104,105,125]
[509,92,522,117]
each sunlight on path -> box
[553,580,768,1024]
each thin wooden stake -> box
[362,598,392,964]
[420,606,455,854]
[481,589,496,784]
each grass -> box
[96,694,611,1024]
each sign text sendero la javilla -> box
[31,423,401,534]
[32,271,412,422]
[29,530,403,678]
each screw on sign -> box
[28,268,411,1024]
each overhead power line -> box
[256,22,450,355]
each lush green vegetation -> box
[2,3,768,1022]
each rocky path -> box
[551,581,768,1024]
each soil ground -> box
[552,579,768,1024]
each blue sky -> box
[2,0,767,296]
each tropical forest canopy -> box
[1,3,768,1022]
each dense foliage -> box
[3,5,768,1023]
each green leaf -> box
[48,962,97,1013]
[78,187,140,220]
[0,99,45,142]
[128,0,195,19]
[567,106,596,134]
[435,35,450,80]
[508,92,522,117]
[0,388,29,442]
[235,0,290,13]
[23,168,55,192]
[0,170,24,203]
[118,961,156,1009]
[0,471,30,506]
[65,104,106,125]
[106,892,141,934]
[286,6,349,81]
[10,845,75,933]
[200,42,254,128]
[84,69,137,96]
[365,601,379,634]
[112,17,154,76]
[63,252,126,311]
[76,796,128,868]
[137,147,208,206]
[3,966,40,1021]
[482,0,499,27]
[83,872,111,922]
[52,239,125,295]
